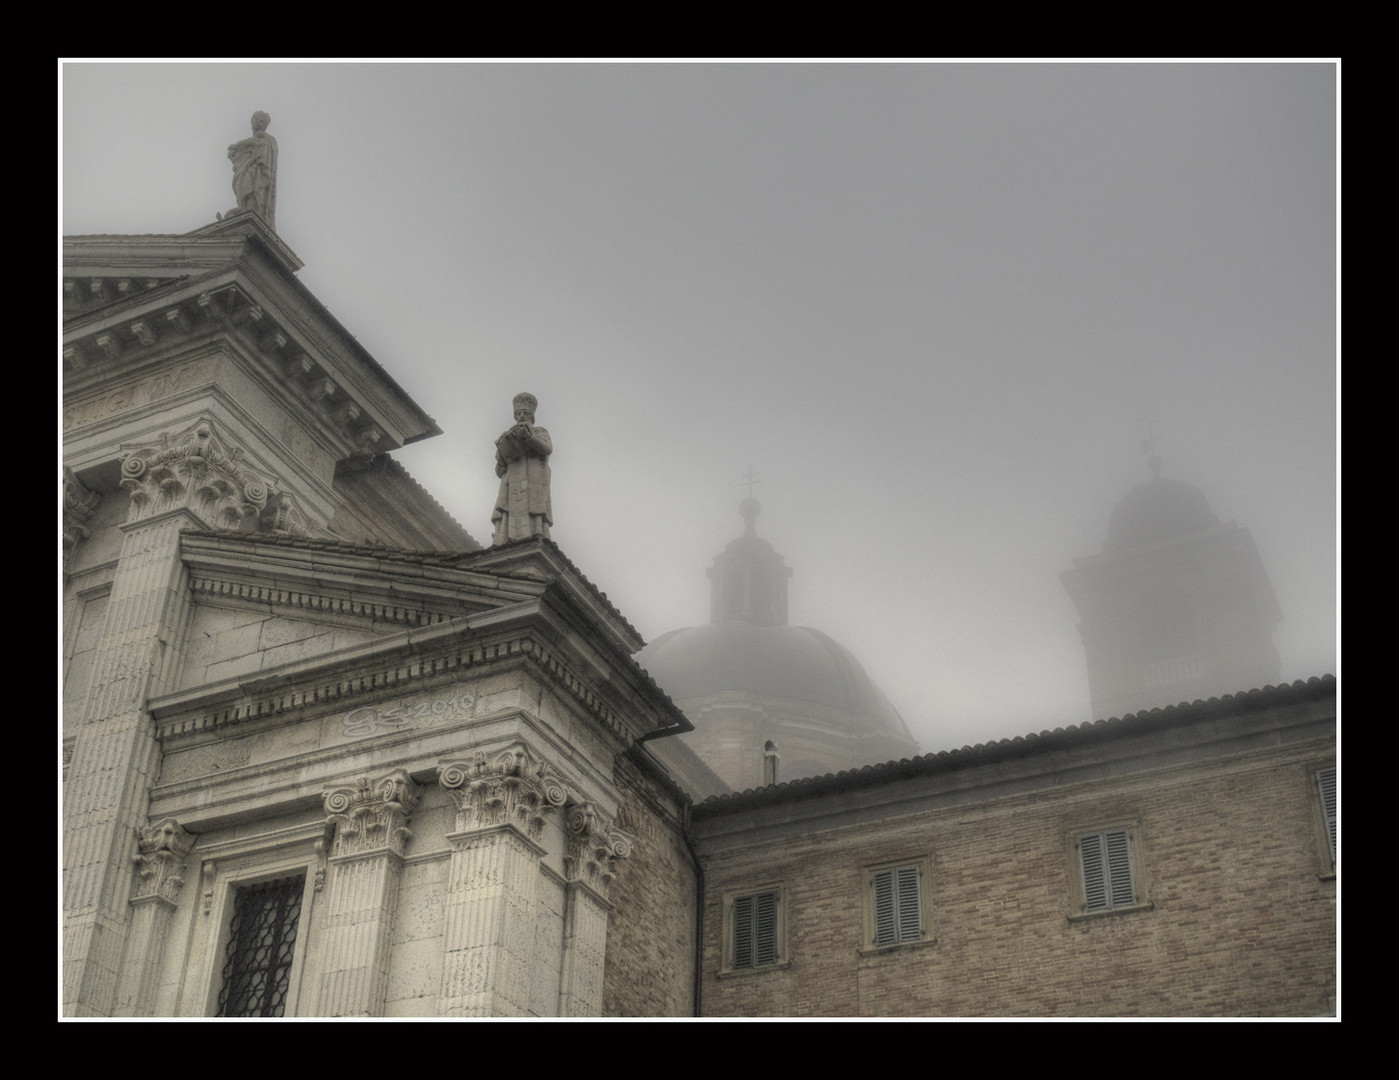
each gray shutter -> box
[755,891,778,965]
[1081,830,1134,912]
[873,866,921,944]
[1105,830,1135,908]
[1080,832,1107,911]
[873,869,896,945]
[897,865,921,942]
[1318,768,1337,865]
[733,894,754,968]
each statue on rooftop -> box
[227,111,278,229]
[492,392,553,545]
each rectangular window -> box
[722,884,785,973]
[869,862,924,947]
[1077,829,1137,913]
[732,890,779,969]
[1317,767,1337,870]
[217,874,305,1017]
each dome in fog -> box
[1105,468,1219,551]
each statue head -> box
[251,111,271,134]
[512,392,538,422]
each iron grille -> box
[217,875,305,1017]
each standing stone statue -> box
[227,111,278,229]
[492,393,553,545]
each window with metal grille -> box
[217,875,305,1017]
[1317,767,1337,868]
[871,864,922,946]
[1078,829,1136,913]
[732,890,780,969]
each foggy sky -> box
[60,61,1338,751]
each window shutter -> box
[755,891,778,966]
[897,865,922,942]
[873,866,921,945]
[733,891,779,968]
[1080,833,1107,911]
[1080,829,1135,912]
[1318,768,1337,865]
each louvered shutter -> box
[1318,768,1337,866]
[873,866,921,945]
[733,891,779,968]
[1080,829,1135,912]
[897,865,922,942]
[873,869,896,945]
[754,891,778,966]
[733,894,754,968]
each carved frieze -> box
[564,803,633,900]
[322,768,421,859]
[132,818,195,905]
[438,745,568,843]
[63,466,101,570]
[118,417,308,535]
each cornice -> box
[148,603,662,747]
[64,277,394,462]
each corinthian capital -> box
[63,466,101,571]
[322,768,421,858]
[437,744,568,842]
[117,417,307,534]
[132,818,196,905]
[564,803,633,899]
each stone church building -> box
[62,170,1335,1017]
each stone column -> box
[63,418,293,1016]
[316,770,420,1017]
[113,819,195,1016]
[436,746,567,1017]
[559,804,632,1017]
[63,507,192,1017]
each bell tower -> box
[1061,456,1282,720]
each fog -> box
[61,62,1337,751]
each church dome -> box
[1105,469,1219,551]
[640,622,912,741]
[638,496,919,790]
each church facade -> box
[63,198,1335,1017]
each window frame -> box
[200,854,317,1017]
[861,857,932,952]
[720,883,787,975]
[216,873,309,1017]
[1067,823,1151,920]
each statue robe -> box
[492,425,552,544]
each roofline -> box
[691,675,1336,815]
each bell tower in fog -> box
[1061,456,1282,720]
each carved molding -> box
[119,417,308,535]
[438,744,568,843]
[322,768,421,858]
[63,466,101,571]
[564,803,633,900]
[132,818,196,905]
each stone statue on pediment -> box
[492,392,552,545]
[227,111,278,229]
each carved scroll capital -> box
[63,466,101,570]
[132,818,196,905]
[118,417,308,534]
[322,768,421,858]
[437,744,568,843]
[564,803,633,899]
